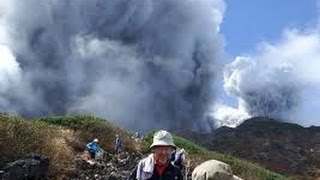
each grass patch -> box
[39,115,139,153]
[0,113,75,178]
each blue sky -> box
[221,0,318,56]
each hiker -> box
[132,131,140,142]
[128,130,183,180]
[192,159,243,180]
[135,132,140,138]
[86,138,100,160]
[115,134,122,154]
[172,148,186,170]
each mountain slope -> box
[0,113,286,180]
[177,117,320,179]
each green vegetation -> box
[0,113,75,178]
[39,115,108,129]
[0,113,287,180]
[39,115,137,152]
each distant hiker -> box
[172,148,186,170]
[192,159,243,180]
[86,138,100,160]
[132,131,140,142]
[115,134,122,154]
[135,132,139,138]
[128,130,183,180]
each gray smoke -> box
[0,0,225,131]
[220,30,320,126]
[224,56,300,119]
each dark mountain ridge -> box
[176,117,320,178]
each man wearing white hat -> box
[128,130,183,180]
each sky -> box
[221,0,318,56]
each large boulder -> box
[1,154,49,180]
[192,160,242,180]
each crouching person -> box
[128,130,183,180]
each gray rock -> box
[1,154,49,180]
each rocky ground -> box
[68,151,142,180]
[1,151,192,180]
[0,151,142,180]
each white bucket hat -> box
[150,130,176,148]
[93,138,99,142]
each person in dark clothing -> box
[115,134,122,154]
[173,148,186,170]
[128,130,183,180]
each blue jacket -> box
[86,142,99,153]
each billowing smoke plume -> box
[0,45,21,113]
[218,29,320,126]
[0,0,225,131]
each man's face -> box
[154,146,174,165]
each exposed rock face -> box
[68,151,142,180]
[177,117,320,178]
[1,154,49,180]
